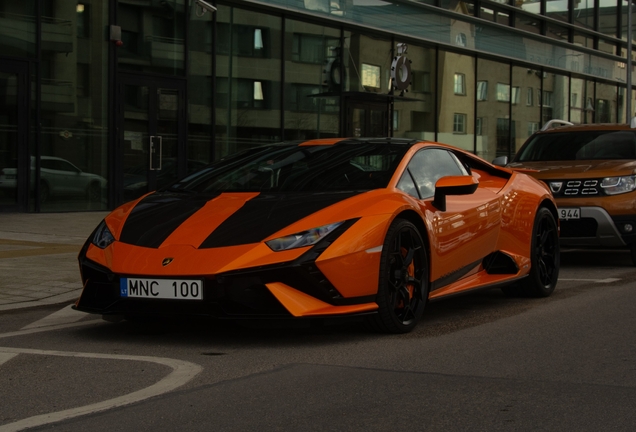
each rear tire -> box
[630,243,636,267]
[368,219,429,334]
[515,207,560,297]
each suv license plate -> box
[559,208,580,220]
[120,278,203,300]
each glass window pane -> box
[0,0,36,57]
[513,66,540,155]
[545,0,569,23]
[38,0,108,211]
[216,6,281,157]
[187,2,214,166]
[393,40,436,140]
[438,51,475,152]
[574,0,596,30]
[515,11,541,34]
[118,0,185,75]
[596,82,618,123]
[284,19,340,140]
[478,59,509,160]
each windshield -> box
[169,142,408,193]
[515,130,636,162]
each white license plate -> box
[559,207,580,220]
[120,278,203,300]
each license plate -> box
[559,207,580,220]
[120,278,203,300]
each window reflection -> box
[118,0,185,75]
[284,19,340,141]
[215,6,281,157]
[36,0,108,211]
[439,51,475,151]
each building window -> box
[496,118,514,155]
[571,93,579,107]
[453,113,467,133]
[217,24,270,58]
[496,83,510,102]
[526,87,533,106]
[76,3,89,38]
[477,81,488,101]
[362,63,381,89]
[527,122,539,137]
[597,99,610,122]
[456,33,467,47]
[412,71,431,93]
[292,33,331,64]
[393,110,400,131]
[511,87,520,105]
[454,73,466,95]
[542,91,553,107]
[476,117,483,136]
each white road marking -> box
[0,347,203,432]
[21,304,86,330]
[0,320,102,340]
[0,352,17,366]
[559,278,621,283]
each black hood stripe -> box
[119,193,216,248]
[199,192,360,248]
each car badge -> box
[162,258,174,266]
[549,182,563,193]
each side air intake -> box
[482,251,519,275]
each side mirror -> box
[433,175,479,212]
[492,156,508,167]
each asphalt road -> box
[0,249,635,431]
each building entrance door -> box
[0,61,28,212]
[117,74,186,204]
[345,100,389,138]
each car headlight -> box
[92,220,115,249]
[601,176,636,195]
[266,221,344,251]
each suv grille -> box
[544,179,602,197]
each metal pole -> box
[627,0,633,123]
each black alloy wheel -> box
[518,207,560,297]
[369,219,429,333]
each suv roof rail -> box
[541,119,574,131]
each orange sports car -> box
[75,138,560,333]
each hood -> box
[112,191,361,249]
[508,160,636,179]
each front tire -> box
[518,207,560,297]
[368,219,429,333]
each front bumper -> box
[75,256,377,319]
[559,206,636,248]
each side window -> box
[397,171,419,198]
[405,149,466,198]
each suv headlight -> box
[601,176,636,195]
[92,220,115,249]
[266,221,344,251]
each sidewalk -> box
[0,212,109,311]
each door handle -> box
[149,136,162,171]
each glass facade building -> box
[0,0,634,212]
